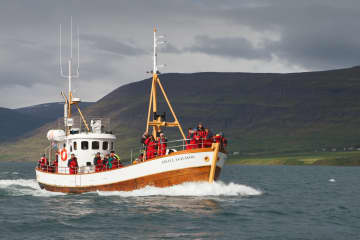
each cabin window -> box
[81,141,89,150]
[73,141,77,151]
[70,146,73,152]
[103,141,108,150]
[111,142,114,150]
[92,141,100,150]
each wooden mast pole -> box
[146,82,154,133]
[145,27,186,140]
[156,77,186,140]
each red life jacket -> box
[68,158,78,174]
[214,135,222,143]
[94,157,103,171]
[145,137,157,159]
[158,137,167,156]
[40,157,47,166]
[204,132,212,148]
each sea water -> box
[0,162,359,239]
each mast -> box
[60,17,89,135]
[146,27,186,140]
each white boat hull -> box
[36,148,227,193]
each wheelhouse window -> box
[73,141,77,151]
[92,141,99,150]
[111,142,114,150]
[81,141,89,150]
[103,141,108,150]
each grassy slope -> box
[2,67,360,163]
[227,151,360,166]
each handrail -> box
[36,160,124,175]
[37,137,226,174]
[131,137,226,162]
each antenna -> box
[77,24,80,75]
[59,17,83,134]
[152,27,167,74]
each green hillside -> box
[2,66,360,162]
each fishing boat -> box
[35,25,227,193]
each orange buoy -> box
[60,149,67,161]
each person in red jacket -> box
[157,132,167,156]
[68,154,79,174]
[186,128,195,149]
[144,135,157,160]
[39,154,49,171]
[194,129,203,148]
[213,133,222,144]
[196,123,206,147]
[204,128,213,148]
[93,152,103,172]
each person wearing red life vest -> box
[68,153,79,174]
[157,132,167,156]
[93,152,103,172]
[186,128,196,149]
[39,154,49,171]
[109,151,122,169]
[144,135,157,160]
[213,133,222,143]
[196,123,206,148]
[204,128,213,148]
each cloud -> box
[81,34,147,56]
[184,35,272,60]
[0,0,359,108]
[216,0,360,69]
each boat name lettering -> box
[161,155,195,164]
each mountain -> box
[2,66,360,161]
[0,102,93,143]
[15,102,93,126]
[0,107,40,142]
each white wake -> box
[0,179,64,197]
[97,181,262,197]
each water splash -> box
[0,179,64,197]
[97,181,262,197]
[329,178,336,182]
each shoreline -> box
[227,151,360,166]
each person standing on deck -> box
[68,154,79,174]
[196,123,206,148]
[186,128,198,149]
[204,128,213,148]
[109,151,122,168]
[39,154,49,171]
[93,152,103,172]
[103,154,110,170]
[158,132,168,156]
[144,135,157,160]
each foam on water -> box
[97,181,262,197]
[0,179,64,197]
[329,178,336,182]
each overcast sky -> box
[1,0,359,108]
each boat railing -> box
[36,160,124,175]
[130,137,220,163]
